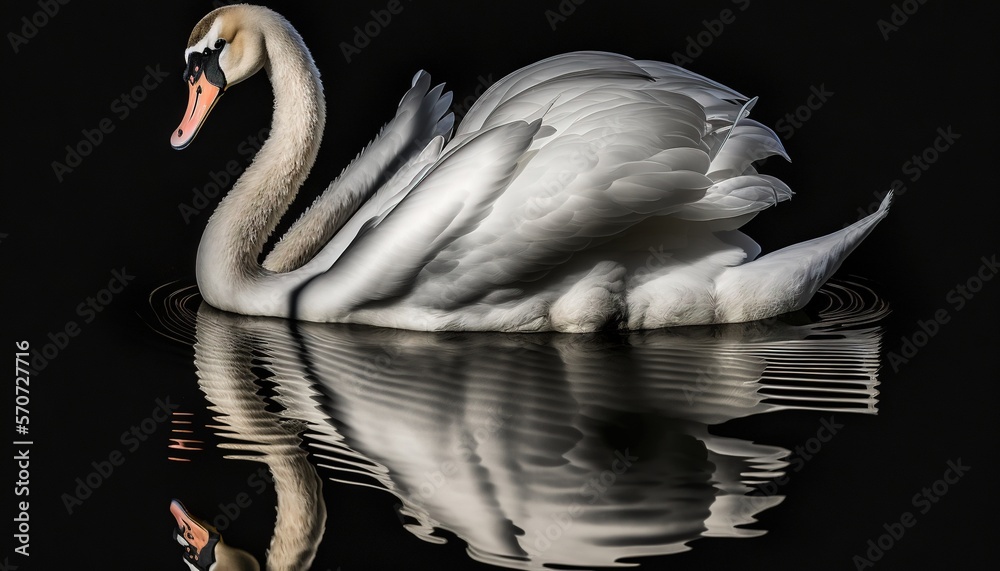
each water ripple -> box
[149,279,888,569]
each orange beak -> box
[171,45,228,150]
[171,72,224,150]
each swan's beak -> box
[171,49,227,150]
[171,74,224,150]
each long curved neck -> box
[197,14,325,310]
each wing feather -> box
[296,120,542,315]
[290,52,803,327]
[263,70,453,272]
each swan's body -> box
[173,5,890,332]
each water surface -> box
[151,280,887,569]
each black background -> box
[3,0,998,569]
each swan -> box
[172,5,891,332]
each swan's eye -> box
[214,39,226,49]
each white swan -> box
[172,5,891,332]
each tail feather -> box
[713,191,892,322]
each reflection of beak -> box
[171,72,224,150]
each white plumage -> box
[174,6,890,332]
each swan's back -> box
[417,53,789,300]
[291,52,886,331]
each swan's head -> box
[171,6,267,150]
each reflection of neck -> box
[266,453,326,570]
[194,306,326,569]
[196,13,326,307]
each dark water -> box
[144,281,890,570]
[5,1,997,569]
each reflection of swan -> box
[172,6,891,331]
[170,500,261,571]
[158,281,886,569]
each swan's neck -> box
[197,15,325,309]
